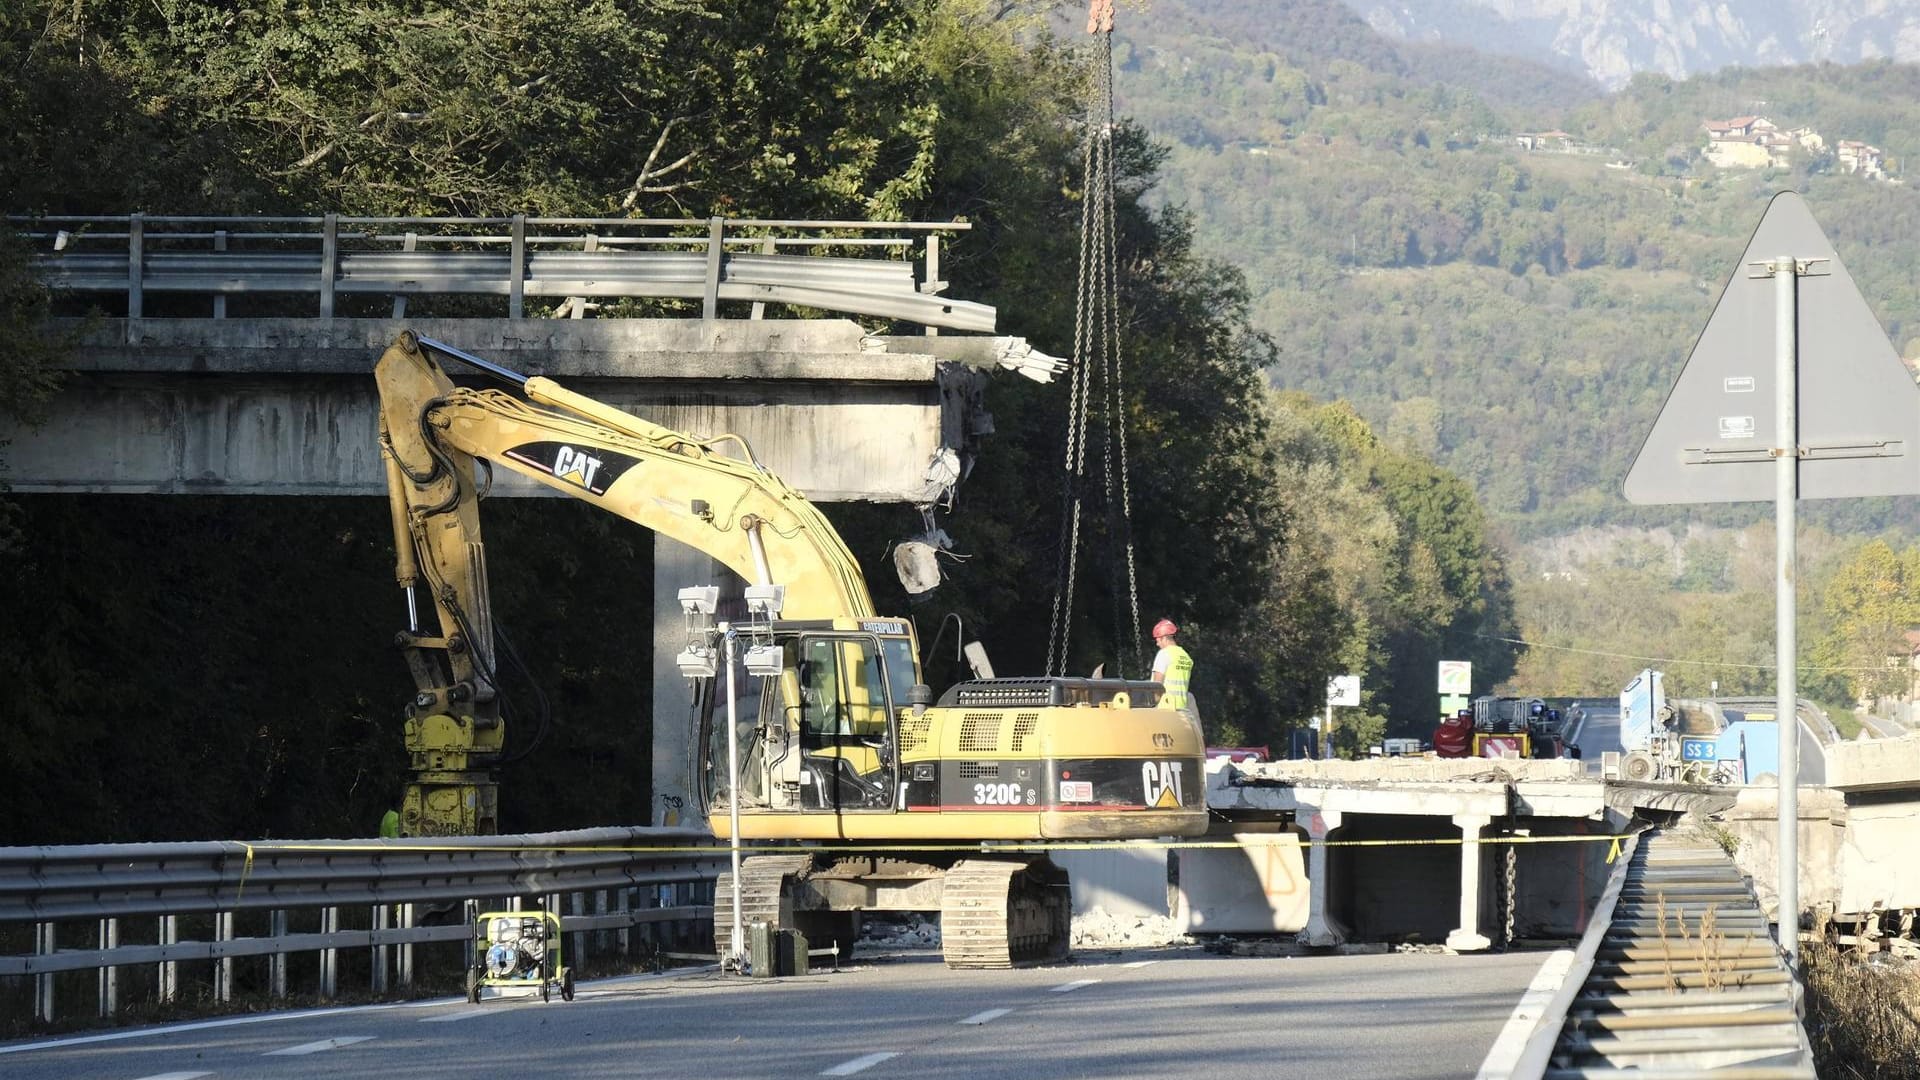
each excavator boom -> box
[377,331,874,835]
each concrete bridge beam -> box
[0,317,983,503]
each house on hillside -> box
[1703,115,1793,168]
[1838,140,1885,178]
[1515,130,1573,152]
[1704,115,1770,140]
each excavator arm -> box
[376,331,876,834]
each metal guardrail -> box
[10,214,992,333]
[1513,829,1815,1078]
[0,827,724,1025]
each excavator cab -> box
[701,622,917,818]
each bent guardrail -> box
[10,214,990,334]
[0,827,724,1027]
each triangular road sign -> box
[1624,190,1920,504]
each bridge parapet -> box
[15,213,989,332]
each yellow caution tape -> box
[247,833,1634,858]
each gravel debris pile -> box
[1071,907,1193,948]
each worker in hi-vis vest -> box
[1150,618,1196,720]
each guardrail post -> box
[616,887,631,957]
[269,910,287,997]
[212,230,228,318]
[569,892,587,970]
[158,914,177,1004]
[397,902,414,988]
[126,212,144,339]
[391,233,415,318]
[509,214,526,319]
[703,217,724,320]
[98,917,118,1017]
[921,234,946,337]
[594,889,609,959]
[319,906,338,999]
[33,922,55,1022]
[370,903,389,994]
[749,237,776,320]
[319,212,338,319]
[214,911,233,1003]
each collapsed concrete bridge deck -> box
[1167,744,1920,953]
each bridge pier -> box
[1300,808,1347,946]
[651,537,747,829]
[1446,812,1493,952]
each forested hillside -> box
[1116,0,1920,541]
[0,1,1518,843]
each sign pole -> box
[1323,700,1334,759]
[1769,255,1800,967]
[721,623,746,973]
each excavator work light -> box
[743,644,783,677]
[676,644,718,680]
[678,586,719,616]
[744,584,786,619]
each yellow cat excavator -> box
[376,330,1206,966]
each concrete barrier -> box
[1174,828,1308,934]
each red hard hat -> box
[1152,618,1178,639]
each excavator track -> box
[713,854,814,965]
[939,857,1071,969]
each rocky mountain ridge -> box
[1352,0,1920,89]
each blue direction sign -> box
[1624,191,1920,504]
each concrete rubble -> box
[1070,907,1194,949]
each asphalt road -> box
[1,947,1554,1080]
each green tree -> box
[1813,540,1920,703]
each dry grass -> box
[1801,939,1920,1079]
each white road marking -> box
[0,1006,364,1056]
[265,1035,377,1056]
[1121,960,1160,969]
[132,1073,212,1080]
[419,1008,493,1023]
[957,1008,1012,1025]
[0,963,719,1057]
[822,1051,901,1075]
[1049,978,1100,993]
[1473,949,1576,1080]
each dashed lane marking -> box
[957,1008,1012,1025]
[1121,960,1160,969]
[821,1051,901,1075]
[132,1073,212,1080]
[419,1009,493,1023]
[264,1035,377,1056]
[1049,979,1100,993]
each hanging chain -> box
[1047,13,1134,678]
[1044,171,1098,676]
[1502,841,1518,949]
[1095,31,1142,677]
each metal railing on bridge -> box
[11,214,991,332]
[0,827,723,1027]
